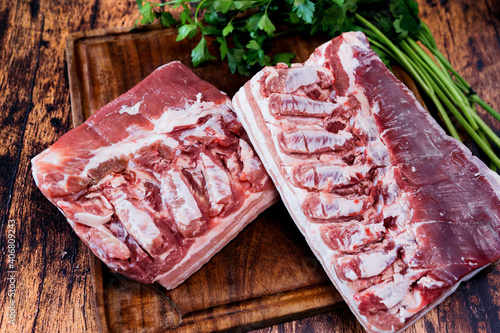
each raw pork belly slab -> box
[232,32,500,332]
[32,61,278,289]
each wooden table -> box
[1,0,500,332]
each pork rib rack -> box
[32,61,278,289]
[232,32,500,332]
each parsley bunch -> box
[135,0,500,170]
[136,0,302,75]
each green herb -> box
[134,0,500,170]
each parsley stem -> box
[407,38,472,114]
[415,23,500,164]
[194,0,208,23]
[367,37,397,60]
[406,39,463,102]
[474,104,498,170]
[435,87,500,167]
[356,15,425,86]
[150,0,186,7]
[470,94,500,123]
[396,40,460,140]
[478,129,496,170]
[426,70,500,167]
[418,26,470,91]
[472,113,500,149]
[404,38,479,131]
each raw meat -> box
[32,61,278,289]
[232,32,500,332]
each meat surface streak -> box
[232,32,500,332]
[32,61,278,289]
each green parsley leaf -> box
[180,4,194,24]
[205,10,226,25]
[294,0,315,24]
[258,13,276,35]
[223,23,234,37]
[227,48,250,76]
[344,0,357,12]
[191,36,217,67]
[201,25,221,36]
[243,48,264,65]
[247,13,264,32]
[213,0,233,14]
[177,24,198,41]
[370,44,392,67]
[289,11,301,24]
[339,16,360,34]
[216,36,229,60]
[377,14,393,35]
[321,4,346,33]
[160,12,177,27]
[233,1,255,11]
[389,0,420,39]
[246,39,261,50]
[140,2,155,25]
[227,47,242,73]
[273,52,295,66]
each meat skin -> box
[232,32,500,332]
[32,61,278,289]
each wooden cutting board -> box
[66,25,423,333]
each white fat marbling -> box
[73,212,112,227]
[119,100,143,115]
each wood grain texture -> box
[0,0,499,332]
